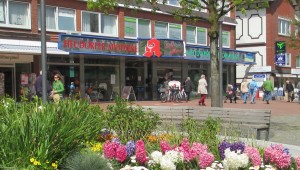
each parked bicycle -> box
[158,86,168,103]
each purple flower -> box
[126,140,136,156]
[218,140,231,160]
[112,138,121,145]
[229,141,245,153]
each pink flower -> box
[103,141,116,159]
[180,138,190,152]
[116,144,127,163]
[296,156,300,170]
[135,140,148,164]
[198,152,214,168]
[264,144,291,169]
[244,146,262,166]
[191,142,208,156]
[160,140,171,154]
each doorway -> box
[0,65,15,98]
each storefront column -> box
[229,64,235,85]
[152,59,158,100]
[120,57,125,94]
[182,61,188,81]
[80,55,85,98]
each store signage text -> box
[59,35,137,55]
[185,47,255,63]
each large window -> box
[222,31,230,47]
[155,22,182,40]
[82,11,118,36]
[38,6,75,31]
[186,26,207,45]
[0,0,30,28]
[278,18,291,36]
[124,17,150,38]
[297,56,300,68]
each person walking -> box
[197,74,208,106]
[183,77,193,102]
[51,74,65,103]
[240,78,249,104]
[248,78,258,104]
[35,70,51,98]
[286,80,294,102]
[297,81,300,103]
[262,78,274,104]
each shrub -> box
[104,97,160,143]
[0,97,105,169]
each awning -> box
[0,39,69,55]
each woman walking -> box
[240,78,249,104]
[197,74,208,106]
[51,74,65,103]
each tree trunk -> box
[210,35,221,107]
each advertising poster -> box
[21,74,29,85]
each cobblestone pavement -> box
[97,98,300,151]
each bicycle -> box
[158,87,168,103]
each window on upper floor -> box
[278,18,291,36]
[186,26,207,45]
[155,22,182,40]
[38,6,76,32]
[0,0,31,29]
[296,56,300,68]
[222,31,230,47]
[124,17,150,38]
[157,0,180,7]
[81,11,118,36]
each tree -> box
[87,0,268,107]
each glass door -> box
[0,65,15,98]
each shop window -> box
[38,6,75,32]
[278,18,291,36]
[0,0,31,29]
[297,56,300,68]
[124,17,150,38]
[222,31,230,47]
[155,22,182,40]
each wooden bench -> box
[142,106,271,141]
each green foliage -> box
[62,150,111,170]
[104,97,160,143]
[0,97,105,169]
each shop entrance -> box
[0,65,15,98]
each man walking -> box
[35,70,51,98]
[286,80,294,102]
[183,77,193,102]
[262,78,274,104]
[248,78,258,104]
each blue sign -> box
[275,53,286,66]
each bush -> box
[0,97,105,169]
[104,98,160,143]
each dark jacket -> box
[35,75,51,94]
[286,83,294,92]
[184,80,193,92]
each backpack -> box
[249,82,255,90]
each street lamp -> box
[218,17,224,107]
[41,0,47,102]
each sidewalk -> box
[97,98,300,156]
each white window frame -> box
[222,31,230,47]
[0,0,31,29]
[155,21,182,40]
[39,6,76,32]
[157,0,180,7]
[124,17,151,39]
[186,26,207,45]
[278,17,291,36]
[296,55,300,68]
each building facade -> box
[236,0,300,88]
[0,0,254,100]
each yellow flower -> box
[33,160,38,165]
[91,143,102,152]
[30,157,35,163]
[52,162,58,169]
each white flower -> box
[160,156,176,170]
[150,151,163,164]
[38,106,43,110]
[164,150,184,163]
[131,166,149,170]
[222,148,249,170]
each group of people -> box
[35,70,65,103]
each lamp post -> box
[218,17,224,107]
[40,0,47,102]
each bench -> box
[142,106,271,141]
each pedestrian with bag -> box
[51,74,65,103]
[197,74,208,106]
[262,77,274,104]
